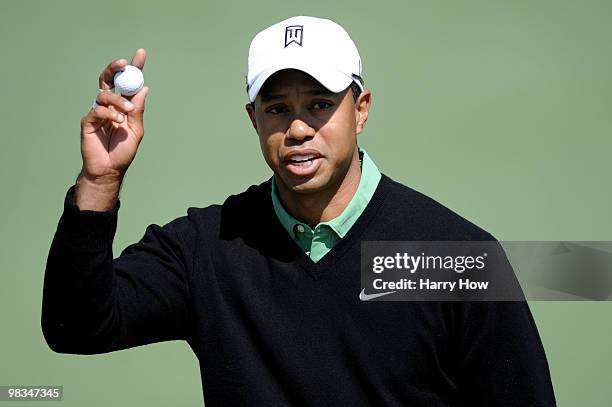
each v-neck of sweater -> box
[262,174,394,281]
[270,148,383,262]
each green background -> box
[1,0,611,405]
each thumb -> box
[127,86,149,128]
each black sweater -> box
[42,174,556,406]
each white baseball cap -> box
[246,16,364,103]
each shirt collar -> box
[271,147,382,239]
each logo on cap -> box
[284,25,303,48]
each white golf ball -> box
[113,65,144,96]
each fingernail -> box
[117,113,125,122]
[124,101,134,109]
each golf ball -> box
[113,65,144,96]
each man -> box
[42,16,556,406]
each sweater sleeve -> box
[454,300,556,406]
[41,185,194,354]
[451,240,556,405]
[435,231,555,406]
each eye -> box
[311,101,332,110]
[265,105,288,114]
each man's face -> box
[246,69,370,195]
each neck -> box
[276,149,362,229]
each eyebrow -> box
[259,89,338,103]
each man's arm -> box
[39,48,193,354]
[451,240,556,405]
[436,235,557,405]
[41,184,195,354]
[454,300,556,406]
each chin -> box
[279,172,330,195]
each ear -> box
[245,103,257,130]
[355,90,372,135]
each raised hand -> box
[76,48,150,211]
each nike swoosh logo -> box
[359,288,397,301]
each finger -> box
[83,105,126,126]
[98,58,128,90]
[130,48,147,71]
[96,90,135,113]
[128,85,149,108]
[127,86,149,127]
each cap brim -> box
[248,62,354,103]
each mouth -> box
[285,154,320,166]
[282,151,324,176]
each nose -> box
[286,118,315,141]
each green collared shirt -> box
[271,147,382,262]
